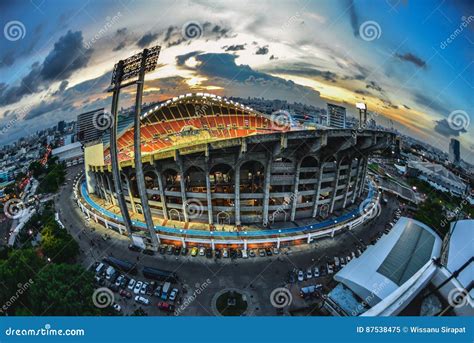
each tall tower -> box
[326,103,346,128]
[449,138,461,164]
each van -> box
[95,263,106,275]
[161,282,171,300]
[105,266,116,280]
[334,257,340,268]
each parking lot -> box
[56,166,402,316]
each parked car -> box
[249,249,256,258]
[166,246,174,255]
[115,275,124,287]
[140,282,148,295]
[120,276,129,289]
[236,249,243,258]
[313,267,320,278]
[157,301,175,312]
[128,279,136,291]
[297,270,304,282]
[265,248,272,256]
[215,249,221,258]
[134,296,150,305]
[191,247,199,256]
[159,245,166,254]
[273,248,280,255]
[134,281,143,294]
[259,249,266,257]
[306,268,313,279]
[199,247,205,256]
[327,264,334,274]
[169,288,179,302]
[206,248,213,258]
[174,247,181,256]
[242,249,248,259]
[222,248,229,258]
[119,289,132,299]
[181,247,188,256]
[112,303,121,312]
[154,284,163,297]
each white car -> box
[306,268,313,279]
[134,281,143,295]
[297,270,304,282]
[313,267,320,278]
[242,249,248,259]
[115,275,124,287]
[112,303,121,312]
[327,264,334,274]
[127,279,136,291]
[169,288,178,302]
[199,247,205,256]
[222,248,229,258]
[140,282,148,295]
[134,295,150,305]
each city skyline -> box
[0,0,472,162]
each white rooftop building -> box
[325,217,442,316]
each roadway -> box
[56,165,400,316]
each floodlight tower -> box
[108,46,161,250]
[356,102,367,128]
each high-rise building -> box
[57,120,65,133]
[449,138,461,164]
[327,103,346,128]
[76,108,106,144]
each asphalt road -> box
[56,165,400,316]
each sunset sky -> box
[0,0,472,162]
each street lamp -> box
[108,46,161,250]
[356,102,367,128]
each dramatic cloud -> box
[366,81,383,92]
[0,30,92,106]
[255,46,269,55]
[413,92,450,115]
[137,32,159,48]
[395,52,427,68]
[434,118,467,137]
[224,44,246,51]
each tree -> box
[28,161,44,178]
[27,264,101,315]
[0,249,44,315]
[40,221,79,264]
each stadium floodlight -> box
[110,45,161,89]
[356,102,367,110]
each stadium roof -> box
[408,161,465,190]
[333,217,442,307]
[445,219,474,298]
[103,93,296,164]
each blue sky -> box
[0,0,472,162]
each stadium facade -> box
[78,93,396,247]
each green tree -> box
[27,264,101,315]
[28,161,44,178]
[41,221,79,264]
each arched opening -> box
[239,160,265,223]
[317,157,337,216]
[240,160,265,193]
[210,163,234,211]
[184,166,206,192]
[297,156,319,214]
[163,169,180,192]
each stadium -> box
[77,93,396,249]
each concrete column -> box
[343,159,356,208]
[234,164,241,226]
[94,213,98,222]
[290,162,301,221]
[205,161,213,225]
[105,173,117,206]
[307,234,311,244]
[105,220,109,229]
[262,156,273,226]
[244,239,248,250]
[358,158,369,198]
[177,156,188,222]
[277,237,280,249]
[352,158,364,204]
[211,239,215,250]
[123,175,137,214]
[330,159,343,214]
[312,164,324,217]
[181,237,186,248]
[331,228,335,238]
[155,168,168,220]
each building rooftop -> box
[332,217,442,308]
